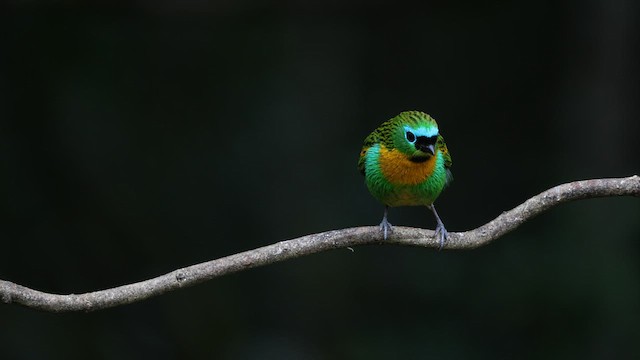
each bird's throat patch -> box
[378,145,436,185]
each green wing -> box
[357,147,368,175]
[357,135,375,175]
[437,134,453,185]
[357,119,396,175]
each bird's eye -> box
[406,131,416,142]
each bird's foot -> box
[428,204,448,250]
[435,223,448,250]
[379,218,394,240]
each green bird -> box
[358,111,453,248]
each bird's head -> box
[390,111,440,163]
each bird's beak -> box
[414,136,436,156]
[410,144,434,163]
[415,143,434,155]
[425,144,435,156]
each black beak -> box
[415,136,436,155]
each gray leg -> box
[379,205,393,240]
[428,204,448,250]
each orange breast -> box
[378,145,436,185]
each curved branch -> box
[2,176,639,312]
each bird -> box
[358,111,453,249]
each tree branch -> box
[2,176,639,312]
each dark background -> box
[1,1,639,359]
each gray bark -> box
[1,176,638,313]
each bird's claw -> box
[380,218,394,240]
[435,223,448,250]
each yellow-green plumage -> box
[358,111,452,247]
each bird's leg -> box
[428,204,448,250]
[379,205,393,240]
